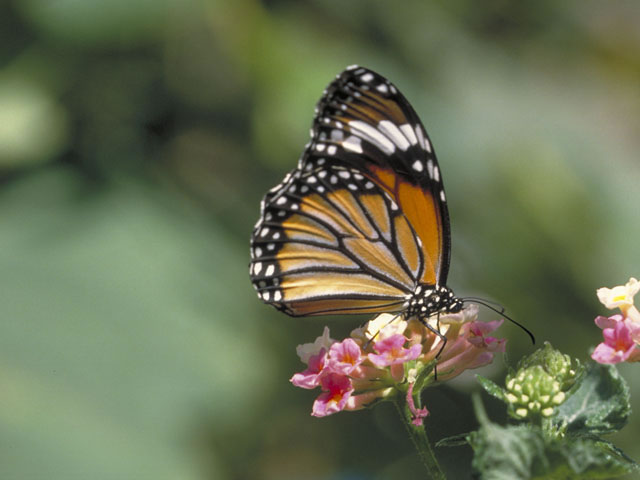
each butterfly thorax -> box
[405,284,463,320]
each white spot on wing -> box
[342,135,363,154]
[440,190,446,202]
[400,124,418,145]
[361,73,374,82]
[349,120,395,155]
[415,125,425,150]
[266,265,275,276]
[412,160,423,172]
[254,262,262,274]
[378,120,410,151]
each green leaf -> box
[469,423,638,479]
[469,423,547,480]
[554,362,630,436]
[468,394,638,479]
[476,375,506,401]
[553,438,639,479]
[435,432,471,447]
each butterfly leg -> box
[420,312,448,381]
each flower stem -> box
[394,398,446,479]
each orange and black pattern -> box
[250,66,458,319]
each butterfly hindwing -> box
[250,162,425,316]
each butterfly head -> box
[406,284,463,320]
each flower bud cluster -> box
[504,343,578,419]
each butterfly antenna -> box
[462,298,536,345]
[462,296,506,312]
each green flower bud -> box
[504,343,580,420]
[517,342,579,392]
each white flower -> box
[597,277,640,323]
[351,313,408,342]
[296,326,334,363]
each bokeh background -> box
[1,1,639,478]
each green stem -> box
[394,397,446,480]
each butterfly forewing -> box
[301,66,451,285]
[250,163,424,316]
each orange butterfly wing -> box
[309,66,450,285]
[250,66,451,316]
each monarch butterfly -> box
[250,66,462,330]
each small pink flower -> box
[369,334,422,368]
[594,314,622,330]
[433,315,506,381]
[311,373,354,417]
[406,382,429,426]
[290,348,327,389]
[466,319,506,352]
[327,338,363,375]
[592,317,640,364]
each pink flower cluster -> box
[290,305,506,418]
[592,277,640,364]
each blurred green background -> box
[1,0,639,478]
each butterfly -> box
[249,65,463,331]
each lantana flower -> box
[591,277,640,364]
[290,304,506,418]
[596,277,640,322]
